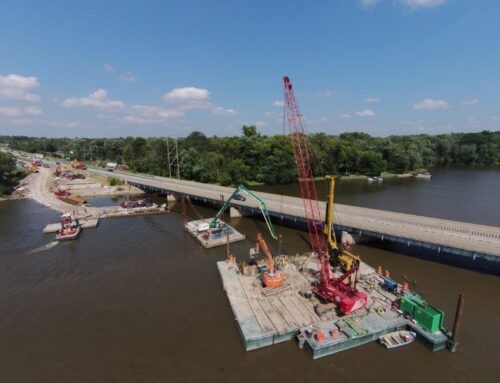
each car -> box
[233,193,246,201]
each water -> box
[253,167,500,227]
[0,169,499,383]
[85,194,145,208]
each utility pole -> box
[166,138,172,178]
[175,139,180,179]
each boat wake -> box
[28,241,59,255]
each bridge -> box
[89,168,500,274]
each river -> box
[0,168,499,382]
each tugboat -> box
[55,213,81,241]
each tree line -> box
[1,128,498,186]
[0,152,26,196]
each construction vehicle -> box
[323,175,361,271]
[209,185,277,239]
[250,233,285,288]
[283,76,367,315]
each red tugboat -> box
[55,213,81,241]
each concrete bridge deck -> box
[87,169,500,263]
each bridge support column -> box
[230,207,242,218]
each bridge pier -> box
[120,178,500,276]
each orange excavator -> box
[251,233,285,288]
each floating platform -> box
[217,257,449,359]
[186,218,245,248]
[42,217,99,233]
[99,204,169,219]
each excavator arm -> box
[209,185,277,239]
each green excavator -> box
[209,185,277,240]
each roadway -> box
[88,168,500,258]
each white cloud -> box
[0,107,21,116]
[163,87,210,102]
[103,64,114,72]
[0,88,40,102]
[25,105,42,115]
[365,97,381,103]
[119,72,137,82]
[339,113,352,119]
[357,0,380,9]
[0,105,42,116]
[212,107,237,117]
[62,89,125,110]
[0,74,39,89]
[399,0,447,9]
[355,109,375,117]
[461,98,479,106]
[10,118,78,128]
[0,73,40,103]
[123,104,185,124]
[413,98,450,110]
[273,100,285,107]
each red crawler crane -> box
[283,76,367,315]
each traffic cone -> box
[331,328,339,339]
[402,282,409,294]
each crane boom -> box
[283,76,330,285]
[283,76,367,314]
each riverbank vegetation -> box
[1,129,498,186]
[0,152,26,196]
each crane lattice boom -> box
[283,76,330,284]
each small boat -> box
[55,213,81,241]
[415,172,431,180]
[379,330,416,349]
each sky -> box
[0,0,499,138]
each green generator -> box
[400,293,444,333]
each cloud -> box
[339,113,352,119]
[0,73,40,102]
[123,104,185,124]
[0,105,42,117]
[0,74,39,89]
[355,109,375,117]
[273,100,285,107]
[103,64,114,72]
[413,98,450,110]
[461,98,479,106]
[212,107,237,117]
[357,0,380,9]
[119,72,137,82]
[163,87,210,102]
[0,88,40,102]
[365,97,381,103]
[62,89,125,110]
[9,118,78,128]
[399,0,447,9]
